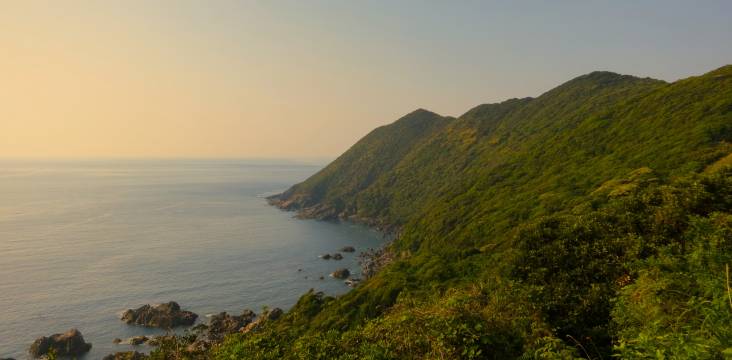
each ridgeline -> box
[151,65,732,359]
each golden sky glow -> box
[2,1,731,159]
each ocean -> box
[0,159,384,359]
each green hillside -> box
[269,108,452,229]
[151,65,732,359]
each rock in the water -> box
[331,268,350,279]
[340,246,356,252]
[127,336,148,346]
[345,278,362,287]
[320,253,332,260]
[29,328,92,358]
[207,310,256,341]
[145,335,176,346]
[112,338,122,344]
[102,351,145,360]
[121,301,198,328]
[332,253,343,260]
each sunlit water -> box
[0,159,384,359]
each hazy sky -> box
[2,1,731,159]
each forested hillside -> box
[153,65,732,359]
[269,108,451,229]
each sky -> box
[1,1,731,159]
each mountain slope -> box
[274,66,731,250]
[154,65,732,359]
[269,108,452,229]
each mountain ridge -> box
[271,66,729,241]
[167,65,732,359]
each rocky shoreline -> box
[18,238,385,359]
[28,328,92,358]
[121,301,198,329]
[13,195,396,359]
[266,193,401,234]
[267,191,398,282]
[357,245,395,280]
[22,304,285,359]
[18,243,390,359]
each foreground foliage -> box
[209,169,732,359]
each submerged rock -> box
[321,253,332,260]
[340,246,356,253]
[332,253,343,260]
[127,336,148,346]
[29,328,92,358]
[121,301,198,328]
[331,268,350,279]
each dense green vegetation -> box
[158,65,732,359]
[274,108,452,228]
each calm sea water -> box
[0,159,384,359]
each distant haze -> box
[2,1,731,159]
